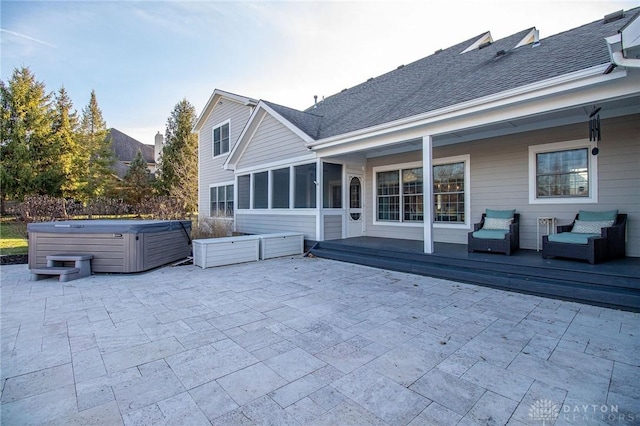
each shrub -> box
[17,195,69,222]
[135,196,192,220]
[192,216,233,239]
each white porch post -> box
[422,135,434,254]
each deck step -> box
[310,242,640,312]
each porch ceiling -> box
[433,93,640,146]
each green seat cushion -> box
[472,229,508,239]
[547,232,600,245]
[485,209,515,219]
[578,210,618,221]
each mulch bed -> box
[1,254,28,265]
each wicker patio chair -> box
[542,213,627,264]
[468,212,520,255]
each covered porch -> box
[310,237,640,312]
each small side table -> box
[537,217,556,251]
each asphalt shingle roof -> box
[109,128,155,163]
[270,8,639,141]
[108,128,155,178]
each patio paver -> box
[1,257,639,425]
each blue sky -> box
[2,1,637,145]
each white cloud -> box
[0,28,57,48]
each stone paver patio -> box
[1,256,639,425]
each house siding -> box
[363,115,640,256]
[323,214,343,240]
[198,99,253,218]
[236,114,310,171]
[235,213,317,240]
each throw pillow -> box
[572,219,614,234]
[483,217,513,230]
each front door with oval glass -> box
[348,175,364,237]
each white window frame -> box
[212,120,231,158]
[373,161,423,227]
[234,160,319,212]
[528,139,598,204]
[208,181,234,218]
[372,156,470,228]
[433,154,470,229]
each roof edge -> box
[193,89,258,132]
[307,63,622,150]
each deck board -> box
[310,237,640,311]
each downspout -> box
[606,33,640,69]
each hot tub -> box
[28,220,192,273]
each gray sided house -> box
[195,9,640,258]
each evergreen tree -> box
[78,90,116,200]
[52,86,81,198]
[0,67,61,203]
[123,148,153,204]
[157,98,198,212]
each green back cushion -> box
[485,209,515,219]
[578,210,617,221]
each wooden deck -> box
[309,237,640,312]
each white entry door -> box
[347,174,364,237]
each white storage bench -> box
[259,232,304,260]
[193,235,260,268]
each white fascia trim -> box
[225,101,316,171]
[224,107,266,170]
[234,154,317,175]
[193,89,258,132]
[307,64,623,151]
[606,32,640,69]
[514,28,538,49]
[236,209,318,216]
[460,32,493,54]
[259,102,316,144]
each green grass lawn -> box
[0,218,28,255]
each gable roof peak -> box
[460,31,493,54]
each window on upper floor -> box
[528,140,597,204]
[213,121,230,157]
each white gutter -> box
[606,13,640,69]
[606,33,640,68]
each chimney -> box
[314,95,318,108]
[154,131,163,164]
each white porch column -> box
[422,135,434,254]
